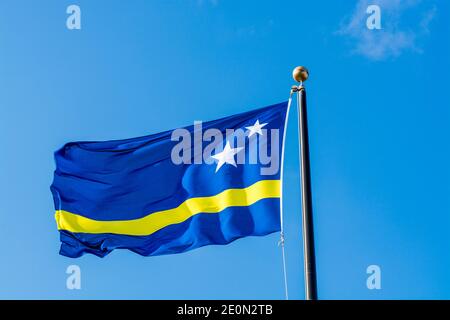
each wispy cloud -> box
[420,5,437,34]
[337,0,437,60]
[236,19,275,38]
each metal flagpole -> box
[291,66,318,300]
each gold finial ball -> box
[292,66,309,83]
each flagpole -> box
[292,66,318,300]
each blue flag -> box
[50,102,289,258]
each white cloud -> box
[337,0,436,60]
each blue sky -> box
[0,0,449,299]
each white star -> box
[245,120,268,137]
[211,142,244,173]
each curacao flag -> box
[50,102,289,258]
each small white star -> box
[245,120,268,137]
[211,141,244,173]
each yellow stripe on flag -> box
[55,179,281,236]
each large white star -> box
[245,120,268,137]
[211,141,244,173]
